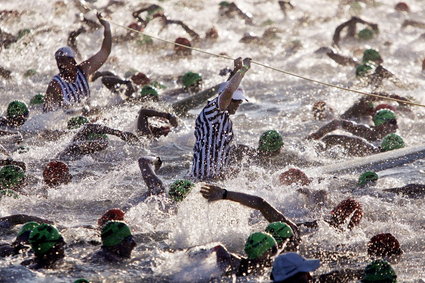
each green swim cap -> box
[244,232,277,259]
[358,171,378,186]
[362,49,382,64]
[219,1,231,7]
[140,85,159,98]
[101,221,132,247]
[182,72,202,88]
[30,94,45,105]
[6,101,29,120]
[265,222,293,244]
[356,64,373,77]
[373,109,396,127]
[86,133,108,141]
[168,180,194,202]
[67,116,89,130]
[381,134,405,152]
[74,279,90,283]
[358,28,374,40]
[17,221,40,237]
[258,130,284,153]
[0,165,25,189]
[17,29,31,40]
[24,69,37,77]
[0,189,19,199]
[362,260,397,283]
[29,224,63,256]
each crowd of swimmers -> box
[1,0,424,281]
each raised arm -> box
[78,123,139,143]
[307,119,341,140]
[218,57,251,111]
[200,184,299,237]
[79,13,112,77]
[43,80,62,112]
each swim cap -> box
[168,180,194,202]
[29,224,63,256]
[0,165,25,189]
[362,260,397,283]
[101,221,132,247]
[258,130,284,153]
[30,94,45,105]
[362,49,382,64]
[358,171,378,186]
[374,104,396,113]
[358,28,374,40]
[17,29,31,40]
[74,279,90,283]
[219,1,231,7]
[131,72,150,86]
[279,168,311,186]
[24,69,37,77]
[244,232,277,259]
[174,37,191,52]
[395,2,409,12]
[6,101,29,120]
[356,64,373,77]
[367,233,403,257]
[265,222,294,244]
[140,85,159,98]
[373,109,396,127]
[381,134,405,152]
[0,189,19,199]
[43,161,71,187]
[17,221,40,237]
[98,208,125,227]
[67,116,89,130]
[330,198,363,230]
[182,72,202,88]
[55,46,76,59]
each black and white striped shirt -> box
[192,96,233,180]
[53,67,90,105]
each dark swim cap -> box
[182,72,202,88]
[29,224,63,256]
[367,233,403,257]
[265,222,293,244]
[330,198,363,229]
[362,260,397,283]
[67,116,89,130]
[6,101,29,120]
[381,134,404,152]
[0,165,25,189]
[43,161,71,187]
[356,64,373,77]
[362,49,382,64]
[244,232,277,259]
[358,171,378,186]
[30,94,45,105]
[101,221,132,247]
[169,180,194,202]
[98,208,125,227]
[258,130,284,153]
[358,28,374,40]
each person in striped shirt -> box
[191,57,251,180]
[43,13,112,112]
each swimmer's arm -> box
[79,13,112,77]
[307,120,341,139]
[218,57,251,110]
[81,124,140,143]
[0,214,52,228]
[166,19,200,41]
[326,51,358,66]
[211,244,242,273]
[340,120,374,139]
[43,80,62,112]
[137,109,177,135]
[138,157,165,195]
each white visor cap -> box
[218,82,248,101]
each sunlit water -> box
[1,0,425,282]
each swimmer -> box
[21,224,66,269]
[191,57,251,180]
[367,233,403,261]
[278,1,295,18]
[136,108,178,138]
[0,66,11,79]
[43,13,111,112]
[332,16,378,47]
[240,27,282,44]
[91,221,136,262]
[0,163,26,192]
[0,221,40,257]
[57,121,139,161]
[0,101,29,129]
[218,2,254,25]
[383,183,425,198]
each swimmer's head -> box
[362,260,397,283]
[16,221,40,244]
[330,198,363,230]
[258,130,284,156]
[101,221,136,258]
[6,101,29,127]
[67,116,89,130]
[182,72,202,91]
[55,46,77,71]
[367,233,403,258]
[98,208,125,227]
[362,49,383,65]
[131,72,150,86]
[373,110,396,127]
[358,171,378,187]
[374,104,396,113]
[168,180,194,202]
[244,232,278,260]
[357,28,374,40]
[356,63,373,77]
[380,134,405,152]
[279,168,311,186]
[43,161,72,187]
[394,2,409,12]
[29,94,45,106]
[0,165,25,190]
[174,37,192,56]
[140,85,159,99]
[265,222,293,245]
[29,224,64,257]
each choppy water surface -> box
[1,0,425,282]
